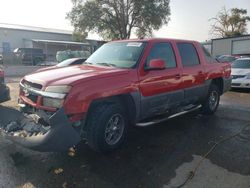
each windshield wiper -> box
[96,62,117,67]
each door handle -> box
[175,74,181,79]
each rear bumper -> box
[0,84,10,103]
[231,84,250,88]
[231,80,250,88]
[1,108,81,152]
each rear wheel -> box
[201,84,220,115]
[86,103,128,152]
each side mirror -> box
[146,59,166,70]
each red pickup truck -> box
[4,38,231,152]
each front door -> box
[138,42,183,119]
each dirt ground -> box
[3,77,22,109]
[1,77,250,188]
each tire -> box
[86,103,128,152]
[201,84,220,115]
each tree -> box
[72,31,88,42]
[67,0,171,40]
[210,7,250,38]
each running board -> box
[136,105,201,127]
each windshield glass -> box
[232,59,250,69]
[86,42,146,68]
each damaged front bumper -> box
[0,108,81,152]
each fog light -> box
[43,97,64,108]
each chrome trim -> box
[136,105,201,127]
[20,82,66,99]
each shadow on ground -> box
[0,105,250,188]
[230,88,250,94]
[0,105,23,126]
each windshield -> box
[86,42,146,68]
[232,59,250,69]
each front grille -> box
[22,79,43,90]
[232,75,245,79]
[27,94,38,103]
[231,83,241,86]
[21,79,42,104]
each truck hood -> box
[231,68,250,76]
[24,65,129,87]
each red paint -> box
[19,38,231,122]
[148,59,165,69]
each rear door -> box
[138,42,183,119]
[176,42,206,103]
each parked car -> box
[57,57,86,67]
[4,38,231,152]
[37,58,87,72]
[13,48,46,65]
[231,58,250,88]
[217,55,238,63]
[56,50,91,63]
[217,55,249,63]
[0,67,10,103]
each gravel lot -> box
[1,77,250,188]
[3,77,22,109]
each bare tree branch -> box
[210,7,250,38]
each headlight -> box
[45,85,71,94]
[246,74,250,79]
[43,97,64,108]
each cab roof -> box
[111,38,198,43]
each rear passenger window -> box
[146,43,177,68]
[177,43,200,66]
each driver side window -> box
[146,42,177,68]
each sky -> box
[0,0,249,41]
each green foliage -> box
[210,7,250,38]
[67,0,170,40]
[72,31,88,42]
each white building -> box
[0,23,104,61]
[211,35,250,57]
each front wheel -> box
[201,84,220,115]
[86,103,128,152]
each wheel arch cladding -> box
[86,92,139,126]
[211,77,223,95]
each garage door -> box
[232,39,250,55]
